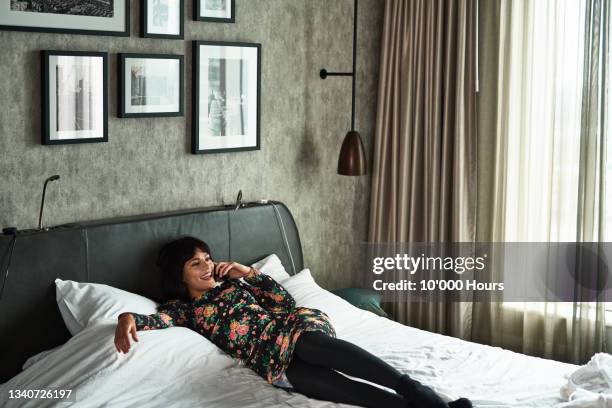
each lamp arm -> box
[320,0,358,130]
[0,229,17,303]
[37,175,60,230]
[38,180,50,230]
[351,0,358,131]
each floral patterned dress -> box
[127,270,336,386]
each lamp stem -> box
[38,180,49,230]
[351,0,358,131]
[37,175,60,230]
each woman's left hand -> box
[214,261,254,280]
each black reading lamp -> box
[38,175,60,231]
[320,0,367,176]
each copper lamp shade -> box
[338,130,366,175]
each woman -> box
[115,237,472,408]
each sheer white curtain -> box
[492,0,585,242]
[481,0,609,363]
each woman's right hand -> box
[114,313,139,353]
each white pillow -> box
[250,254,291,282]
[55,279,158,336]
[54,255,287,337]
[281,269,365,334]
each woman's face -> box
[182,248,216,295]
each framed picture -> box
[192,41,261,154]
[141,0,184,39]
[42,51,108,145]
[1,1,130,36]
[194,0,234,23]
[119,53,184,118]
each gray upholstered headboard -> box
[0,201,303,383]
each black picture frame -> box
[194,0,235,23]
[192,40,261,154]
[42,50,108,145]
[1,1,130,37]
[141,0,184,39]
[119,53,184,118]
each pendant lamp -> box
[320,0,367,176]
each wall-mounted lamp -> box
[38,175,60,231]
[320,0,367,176]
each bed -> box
[0,202,578,407]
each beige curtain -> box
[477,0,609,364]
[369,0,477,337]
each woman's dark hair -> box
[157,236,212,302]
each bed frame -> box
[0,201,303,383]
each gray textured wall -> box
[0,0,383,290]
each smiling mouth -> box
[200,272,213,280]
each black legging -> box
[285,331,407,408]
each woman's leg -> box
[293,330,402,389]
[294,331,456,408]
[285,355,407,408]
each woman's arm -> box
[125,300,187,330]
[214,261,297,312]
[242,268,297,312]
[114,302,186,353]
[123,309,179,331]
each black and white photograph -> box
[119,53,183,118]
[11,0,114,17]
[42,50,108,145]
[141,0,183,39]
[56,64,95,131]
[194,0,234,23]
[193,41,260,154]
[205,0,225,10]
[1,0,129,36]
[206,58,248,137]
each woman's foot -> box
[395,374,447,408]
[449,398,472,408]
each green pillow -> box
[331,288,388,317]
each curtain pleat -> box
[369,0,477,336]
[571,0,609,364]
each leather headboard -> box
[0,201,303,383]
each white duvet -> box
[0,269,578,407]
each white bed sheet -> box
[0,271,578,408]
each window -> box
[495,0,611,320]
